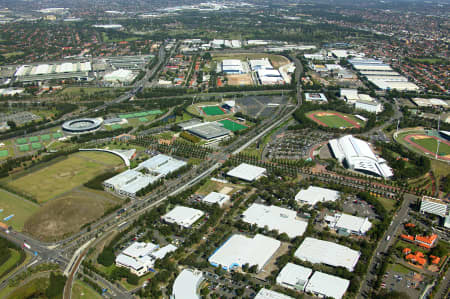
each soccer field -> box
[6,152,124,203]
[409,136,450,156]
[219,119,248,132]
[202,106,225,116]
[307,111,362,128]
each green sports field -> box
[139,117,148,122]
[307,111,362,128]
[0,150,8,157]
[219,119,248,132]
[0,189,39,231]
[28,136,39,143]
[202,106,225,116]
[40,134,50,141]
[31,143,41,150]
[16,138,27,145]
[411,137,450,156]
[53,133,63,139]
[111,124,122,130]
[18,144,29,152]
[118,110,163,119]
[6,151,124,203]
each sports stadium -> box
[307,111,363,129]
[395,129,450,161]
[62,118,103,134]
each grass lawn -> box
[0,150,8,157]
[2,51,24,58]
[72,280,102,299]
[121,272,154,291]
[218,119,248,132]
[377,197,397,213]
[139,117,148,122]
[61,87,115,96]
[53,132,63,139]
[18,144,29,152]
[0,189,39,231]
[0,249,21,278]
[6,152,123,203]
[388,263,415,274]
[201,105,225,116]
[412,137,450,156]
[118,110,163,119]
[16,138,27,145]
[196,180,225,195]
[5,276,50,299]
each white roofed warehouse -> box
[227,163,266,182]
[276,263,312,291]
[304,271,350,299]
[254,288,294,299]
[328,135,393,178]
[294,237,360,272]
[295,186,340,206]
[326,213,372,235]
[162,206,204,228]
[208,234,280,272]
[242,203,308,238]
[172,269,204,299]
[201,192,230,207]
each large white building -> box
[200,192,230,207]
[171,269,203,299]
[104,154,187,197]
[103,69,136,84]
[242,203,308,238]
[227,163,266,182]
[254,288,294,299]
[115,242,177,276]
[304,271,350,299]
[295,186,340,206]
[326,213,372,235]
[221,59,246,74]
[162,206,204,228]
[420,196,449,218]
[329,135,393,178]
[249,58,285,85]
[276,263,313,291]
[355,94,383,114]
[294,237,360,272]
[208,234,280,272]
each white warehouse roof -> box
[294,237,360,272]
[295,186,340,206]
[329,213,372,235]
[242,203,308,238]
[201,192,230,207]
[305,271,350,299]
[276,263,313,291]
[227,163,266,182]
[208,234,280,272]
[254,288,294,299]
[123,242,158,259]
[172,269,203,299]
[329,135,393,178]
[162,206,204,228]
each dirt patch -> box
[226,74,254,86]
[255,241,290,280]
[24,187,121,242]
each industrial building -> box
[208,234,280,272]
[304,93,328,103]
[325,213,372,235]
[186,122,231,141]
[226,163,266,182]
[369,80,420,91]
[104,154,187,197]
[295,186,340,206]
[355,96,383,114]
[200,192,230,207]
[0,111,40,125]
[115,242,177,276]
[420,196,448,218]
[103,55,154,70]
[171,269,204,299]
[254,288,293,299]
[304,271,350,299]
[340,89,359,103]
[412,98,449,108]
[294,237,360,272]
[329,135,393,178]
[103,69,137,85]
[14,61,92,82]
[221,60,246,74]
[162,206,205,228]
[242,203,308,238]
[249,58,285,85]
[276,263,313,291]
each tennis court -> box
[53,133,63,139]
[218,119,248,132]
[19,144,30,152]
[40,134,51,141]
[201,106,225,116]
[119,110,163,119]
[0,150,8,157]
[16,138,28,145]
[32,142,42,150]
[139,117,148,122]
[111,124,122,130]
[29,136,39,143]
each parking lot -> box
[342,197,378,219]
[236,95,288,118]
[381,270,424,298]
[203,271,258,299]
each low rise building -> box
[294,237,360,272]
[242,203,308,238]
[304,271,350,299]
[162,206,204,228]
[227,163,266,182]
[295,186,340,206]
[200,192,230,207]
[208,234,280,273]
[420,196,448,218]
[276,263,312,291]
[326,213,372,235]
[171,269,203,299]
[304,93,328,103]
[254,288,293,299]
